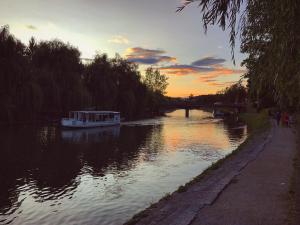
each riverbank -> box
[124,112,296,225]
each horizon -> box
[0,0,245,97]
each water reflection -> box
[61,126,120,143]
[0,110,247,225]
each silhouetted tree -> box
[0,26,43,123]
[179,0,300,110]
[144,67,168,95]
[0,26,169,123]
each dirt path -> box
[128,122,296,225]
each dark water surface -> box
[0,110,247,225]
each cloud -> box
[159,56,244,78]
[125,47,176,65]
[159,64,214,76]
[159,56,245,89]
[108,35,130,44]
[160,64,243,79]
[208,81,236,87]
[191,57,226,67]
[26,25,37,30]
[201,78,217,83]
[197,67,245,80]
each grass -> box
[124,109,271,225]
[239,109,271,132]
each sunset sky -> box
[0,0,245,97]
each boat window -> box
[89,113,95,122]
[95,114,103,121]
[79,112,83,121]
[69,112,74,119]
[80,113,87,122]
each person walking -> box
[283,112,289,127]
[288,114,293,127]
[285,112,289,126]
[275,111,281,126]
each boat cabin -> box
[61,111,120,128]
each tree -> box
[0,26,169,123]
[31,39,90,113]
[84,54,117,110]
[222,82,247,104]
[0,26,43,122]
[179,0,300,110]
[240,0,300,109]
[144,67,168,95]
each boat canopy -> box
[70,111,120,114]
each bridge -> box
[162,101,246,117]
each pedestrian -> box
[284,112,289,127]
[288,114,293,127]
[281,112,286,126]
[275,111,281,126]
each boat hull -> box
[61,118,120,128]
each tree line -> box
[0,26,168,123]
[179,0,300,111]
[190,82,247,107]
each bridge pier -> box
[185,108,189,118]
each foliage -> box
[219,82,247,104]
[240,0,300,110]
[144,67,168,95]
[239,109,270,132]
[0,26,169,123]
[178,0,243,62]
[180,0,300,111]
[0,25,42,122]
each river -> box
[0,109,247,225]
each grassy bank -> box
[239,109,270,132]
[124,110,270,225]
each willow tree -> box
[0,26,43,122]
[178,0,244,62]
[179,0,300,110]
[240,0,300,109]
[30,39,90,113]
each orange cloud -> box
[160,64,244,80]
[197,67,245,82]
[159,66,200,76]
[160,57,245,97]
[207,81,236,88]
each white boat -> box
[61,111,120,128]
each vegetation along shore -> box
[0,26,169,124]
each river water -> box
[0,109,247,225]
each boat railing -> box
[62,117,73,120]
